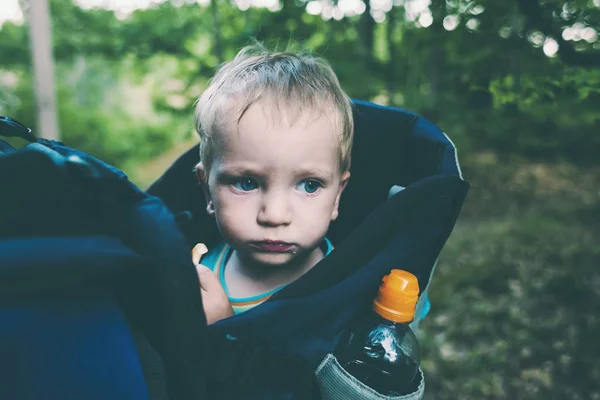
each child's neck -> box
[224,246,325,299]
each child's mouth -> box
[250,241,294,252]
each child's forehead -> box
[217,97,336,136]
[209,101,342,169]
[252,101,324,127]
[208,96,345,170]
[231,105,334,142]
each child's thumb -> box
[192,243,208,266]
[196,264,222,292]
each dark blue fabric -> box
[0,237,141,296]
[0,137,208,400]
[0,290,149,400]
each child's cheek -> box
[213,198,249,239]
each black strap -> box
[207,332,318,399]
[0,116,37,142]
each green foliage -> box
[485,67,600,162]
[0,20,29,66]
[2,0,598,166]
[2,58,188,169]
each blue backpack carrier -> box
[0,100,469,399]
[0,117,208,400]
[148,100,470,398]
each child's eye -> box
[298,179,322,194]
[232,178,258,192]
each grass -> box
[421,154,600,400]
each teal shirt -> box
[201,238,334,314]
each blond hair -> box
[194,44,354,173]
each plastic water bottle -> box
[335,270,421,396]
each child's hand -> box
[196,264,234,325]
[192,243,234,325]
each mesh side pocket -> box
[315,354,425,400]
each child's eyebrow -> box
[295,168,333,179]
[215,165,334,180]
[215,165,262,177]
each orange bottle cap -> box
[373,270,420,323]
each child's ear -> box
[195,162,215,216]
[331,171,350,221]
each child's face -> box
[198,101,349,269]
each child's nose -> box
[257,191,292,227]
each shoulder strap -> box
[0,116,37,142]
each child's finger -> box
[196,264,221,292]
[192,243,209,265]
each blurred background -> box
[1,0,599,398]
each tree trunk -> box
[27,0,60,140]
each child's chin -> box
[249,252,297,267]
